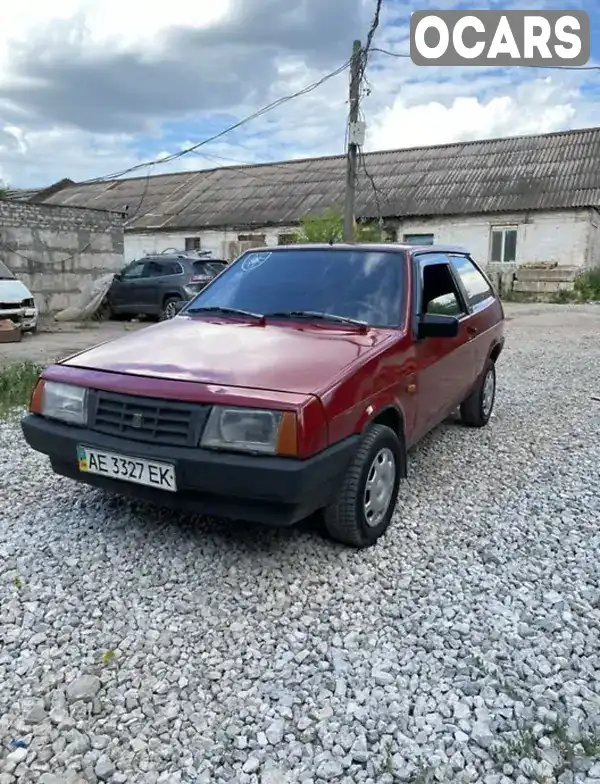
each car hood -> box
[65,315,395,395]
[0,279,32,303]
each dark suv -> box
[107,253,227,320]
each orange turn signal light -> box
[29,379,45,414]
[276,411,298,456]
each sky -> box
[0,0,598,188]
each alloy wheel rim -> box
[363,447,396,528]
[482,368,495,418]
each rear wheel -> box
[160,296,183,321]
[323,424,403,548]
[460,358,496,427]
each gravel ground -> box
[1,303,599,784]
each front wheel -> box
[460,359,496,427]
[323,424,403,548]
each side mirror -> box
[418,313,459,339]
[113,272,122,281]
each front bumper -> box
[0,307,23,326]
[21,414,358,526]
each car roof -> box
[253,243,470,256]
[138,254,226,263]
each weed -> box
[574,265,600,301]
[552,288,578,304]
[101,649,117,667]
[493,727,537,765]
[12,576,23,590]
[0,361,43,417]
[407,762,433,784]
[580,731,600,757]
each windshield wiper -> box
[264,310,367,329]
[186,306,264,321]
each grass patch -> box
[0,361,43,417]
[574,265,600,302]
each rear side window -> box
[162,261,183,276]
[193,261,225,276]
[451,255,494,307]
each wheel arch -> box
[489,338,505,363]
[162,291,184,307]
[363,405,407,478]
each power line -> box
[343,0,384,240]
[370,46,600,70]
[125,161,156,221]
[358,146,386,239]
[360,0,384,81]
[79,60,351,186]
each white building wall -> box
[123,226,296,263]
[394,209,591,268]
[587,209,600,269]
[123,209,593,269]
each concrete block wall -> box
[0,200,125,312]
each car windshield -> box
[187,248,406,327]
[0,260,15,280]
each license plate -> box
[77,446,177,492]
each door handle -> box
[467,326,478,337]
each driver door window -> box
[122,261,147,280]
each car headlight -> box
[33,381,88,425]
[201,406,297,455]
[22,298,35,309]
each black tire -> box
[160,296,183,321]
[24,324,37,335]
[323,424,403,548]
[93,299,113,322]
[460,358,496,428]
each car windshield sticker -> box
[241,252,271,272]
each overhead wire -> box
[67,6,598,226]
[353,0,386,236]
[79,59,351,186]
[370,46,600,70]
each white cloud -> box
[0,1,231,74]
[367,78,579,150]
[0,0,597,188]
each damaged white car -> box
[0,260,38,333]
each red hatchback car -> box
[22,244,504,548]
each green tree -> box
[292,209,384,244]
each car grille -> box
[89,390,210,447]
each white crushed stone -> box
[1,303,599,784]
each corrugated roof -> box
[3,187,45,201]
[39,126,600,230]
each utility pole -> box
[343,39,362,243]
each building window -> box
[185,237,201,251]
[238,234,266,247]
[490,226,517,263]
[404,233,434,245]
